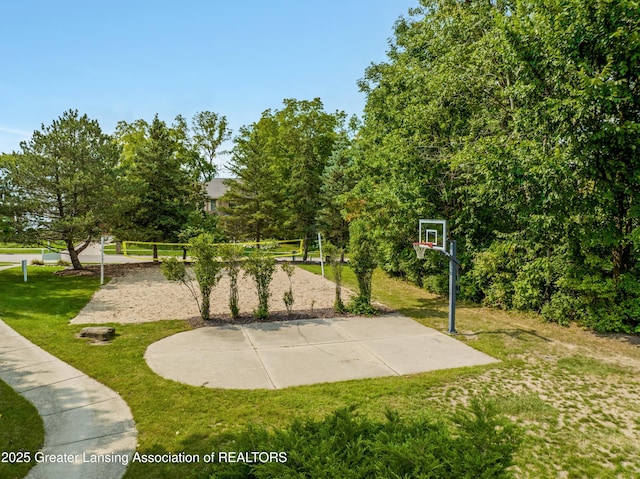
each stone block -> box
[79,327,116,342]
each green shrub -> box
[541,292,583,326]
[280,262,295,315]
[347,220,378,315]
[244,250,276,320]
[220,244,244,320]
[162,233,222,320]
[208,399,521,479]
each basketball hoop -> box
[414,218,458,334]
[413,241,434,259]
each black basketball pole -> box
[448,240,457,334]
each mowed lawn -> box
[1,265,639,478]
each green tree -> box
[351,0,510,285]
[3,110,119,269]
[220,118,284,243]
[505,0,640,331]
[0,158,30,241]
[220,99,346,257]
[318,136,355,250]
[161,233,222,321]
[114,115,203,258]
[219,243,244,320]
[324,242,346,312]
[116,111,229,183]
[191,111,231,182]
[281,261,295,315]
[272,99,346,258]
[352,0,640,332]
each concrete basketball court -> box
[145,314,498,389]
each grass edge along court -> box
[0,265,639,478]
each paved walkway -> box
[145,314,499,389]
[0,320,137,479]
[0,242,147,267]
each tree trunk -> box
[612,240,632,281]
[66,239,83,270]
[612,201,633,281]
[201,287,211,320]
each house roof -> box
[205,178,237,199]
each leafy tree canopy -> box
[2,110,119,269]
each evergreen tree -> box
[2,110,119,269]
[220,99,345,256]
[272,99,346,258]
[318,136,354,250]
[220,120,284,243]
[116,115,202,258]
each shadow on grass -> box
[396,296,448,320]
[459,328,552,343]
[125,432,238,479]
[592,330,640,347]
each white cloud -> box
[0,126,31,154]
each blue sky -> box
[1,0,418,168]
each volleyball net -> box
[121,239,305,261]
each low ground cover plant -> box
[209,399,521,479]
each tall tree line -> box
[0,110,230,268]
[348,0,639,332]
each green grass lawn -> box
[0,241,65,255]
[0,248,43,254]
[0,379,45,479]
[1,265,639,478]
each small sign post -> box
[22,260,27,282]
[318,233,325,277]
[100,236,105,286]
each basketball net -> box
[413,242,434,259]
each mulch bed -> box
[187,303,394,328]
[53,262,160,277]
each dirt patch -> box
[70,263,364,325]
[55,262,159,277]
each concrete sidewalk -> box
[145,314,498,389]
[0,320,137,479]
